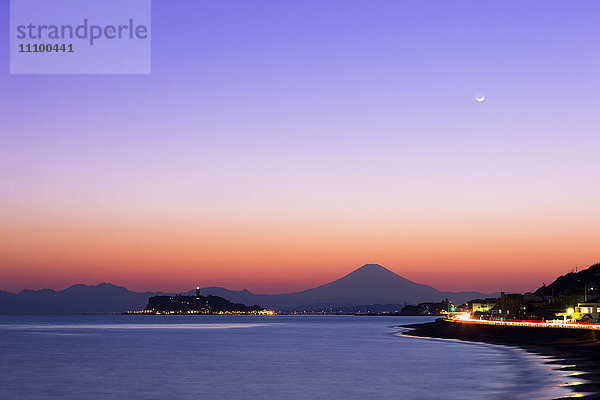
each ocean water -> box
[0,315,580,399]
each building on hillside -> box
[574,303,600,322]
[469,300,496,313]
[498,292,525,316]
[522,292,543,303]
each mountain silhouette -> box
[285,264,444,304]
[0,283,168,314]
[194,264,497,309]
[0,264,498,314]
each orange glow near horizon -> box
[1,210,597,294]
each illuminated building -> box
[574,303,600,322]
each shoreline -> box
[400,319,600,399]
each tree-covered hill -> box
[535,262,600,298]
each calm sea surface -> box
[0,315,580,399]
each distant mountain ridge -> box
[0,264,499,314]
[0,283,169,314]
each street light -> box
[585,284,594,302]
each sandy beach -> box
[401,319,600,399]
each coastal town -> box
[428,263,600,330]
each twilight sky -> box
[1,0,599,294]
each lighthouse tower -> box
[196,287,200,298]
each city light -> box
[447,314,600,330]
[454,312,471,321]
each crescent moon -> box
[475,96,485,102]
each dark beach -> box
[401,319,600,399]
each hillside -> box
[535,262,600,298]
[145,294,264,314]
